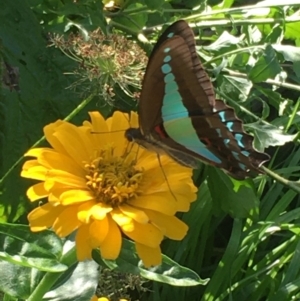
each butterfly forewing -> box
[149,20,215,106]
[138,21,215,133]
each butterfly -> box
[125,20,269,180]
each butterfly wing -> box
[136,21,269,179]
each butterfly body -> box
[125,20,269,180]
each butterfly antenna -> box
[156,153,178,202]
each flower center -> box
[85,148,143,207]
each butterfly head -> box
[124,127,143,142]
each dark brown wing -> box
[139,20,215,134]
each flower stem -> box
[262,166,300,195]
[27,247,77,301]
[223,69,300,93]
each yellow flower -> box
[90,297,127,301]
[21,111,197,267]
[91,297,107,301]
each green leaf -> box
[0,223,66,272]
[43,261,99,301]
[203,31,241,52]
[145,0,164,10]
[249,44,282,83]
[244,25,263,44]
[207,168,259,219]
[285,21,300,40]
[245,123,297,148]
[31,0,107,33]
[294,61,300,78]
[64,20,90,40]
[183,0,205,9]
[242,6,270,18]
[95,239,208,286]
[0,261,43,299]
[218,75,253,102]
[4,293,19,300]
[139,256,208,286]
[113,3,148,32]
[0,254,99,300]
[255,86,293,113]
[272,44,300,78]
[213,0,234,9]
[264,25,283,44]
[272,44,300,62]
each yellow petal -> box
[119,204,149,224]
[173,194,196,212]
[48,192,60,204]
[166,182,197,211]
[46,169,86,188]
[86,111,109,147]
[110,208,133,228]
[99,215,122,260]
[48,186,70,203]
[54,124,91,165]
[28,203,63,231]
[76,224,92,261]
[129,111,139,128]
[53,205,81,237]
[77,200,97,223]
[24,148,45,158]
[44,179,56,192]
[44,121,69,155]
[170,180,197,196]
[128,193,176,215]
[89,218,109,247]
[21,165,48,181]
[135,243,161,267]
[89,111,108,131]
[107,111,128,157]
[60,189,94,205]
[139,170,168,192]
[145,210,188,240]
[159,161,190,175]
[90,203,113,220]
[135,152,161,171]
[37,149,84,177]
[121,221,163,248]
[27,183,48,202]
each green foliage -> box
[0,248,99,301]
[96,239,208,286]
[0,223,64,271]
[1,0,300,300]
